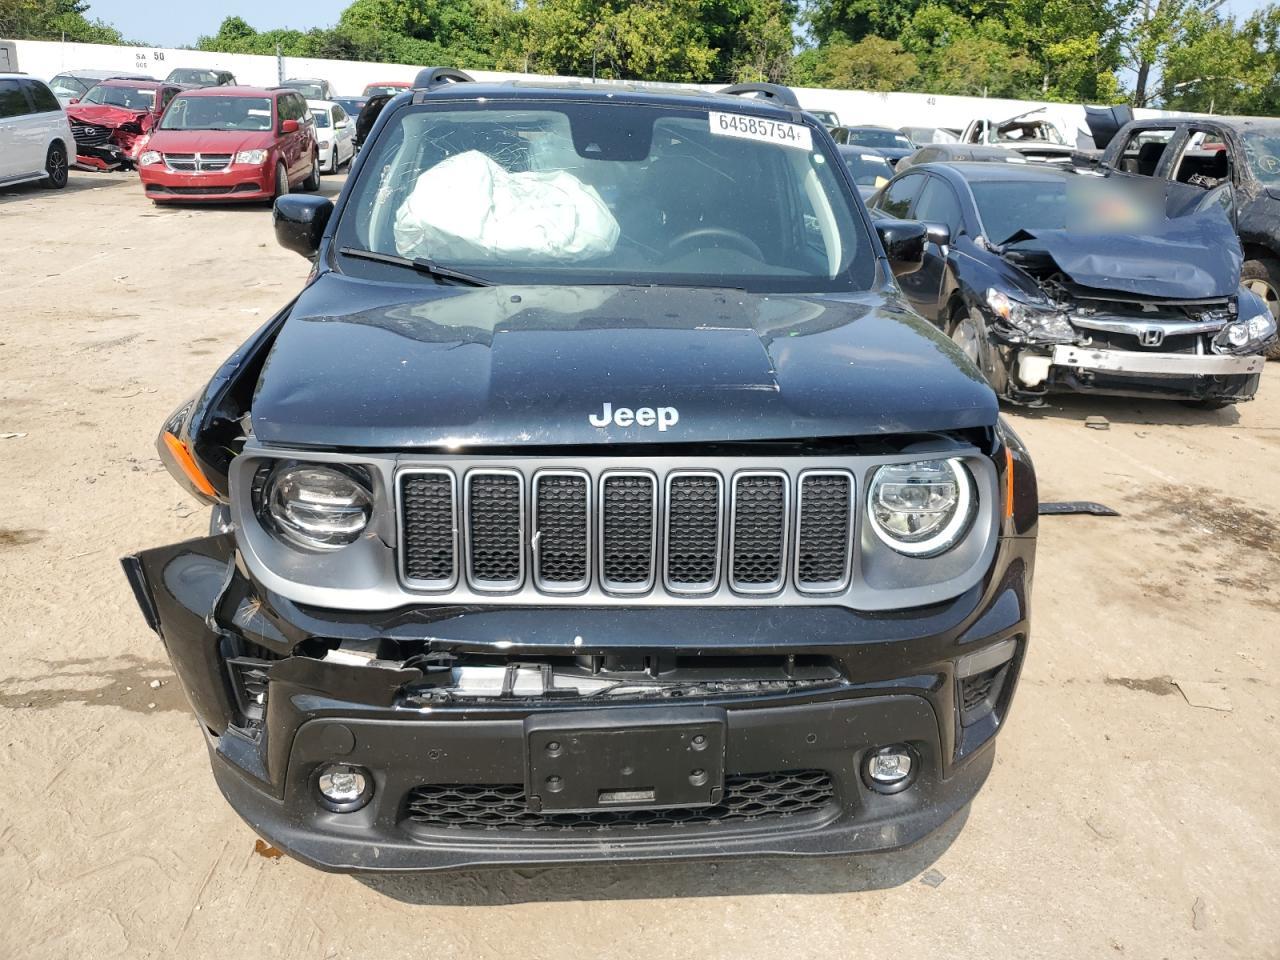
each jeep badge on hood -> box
[589,402,680,431]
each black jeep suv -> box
[123,72,1038,873]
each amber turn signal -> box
[162,431,217,498]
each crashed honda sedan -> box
[869,162,1276,406]
[122,74,1038,873]
[67,79,183,170]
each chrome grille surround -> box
[463,469,525,592]
[793,469,856,594]
[598,471,658,595]
[228,447,1000,612]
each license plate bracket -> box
[525,707,726,813]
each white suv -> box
[0,74,73,189]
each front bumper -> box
[123,533,1034,873]
[1049,344,1265,377]
[139,166,272,201]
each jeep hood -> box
[249,276,996,449]
[1001,211,1242,299]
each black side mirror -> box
[875,219,928,276]
[923,221,951,247]
[273,195,333,259]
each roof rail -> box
[717,82,799,108]
[412,67,475,90]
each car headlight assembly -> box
[986,288,1074,340]
[139,150,162,166]
[235,149,269,165]
[254,461,373,551]
[868,458,976,557]
[1213,304,1277,355]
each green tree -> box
[796,36,920,90]
[0,0,127,43]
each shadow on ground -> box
[1011,391,1245,427]
[355,806,967,905]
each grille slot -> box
[465,471,524,590]
[403,770,835,833]
[794,471,854,592]
[533,471,589,592]
[730,473,788,593]
[599,473,657,593]
[664,473,723,593]
[399,471,457,588]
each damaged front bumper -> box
[122,533,1033,873]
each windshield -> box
[841,151,893,186]
[167,69,220,85]
[288,81,327,99]
[49,74,91,98]
[159,96,273,131]
[363,84,404,96]
[848,129,912,149]
[1240,127,1280,185]
[81,84,156,110]
[337,101,872,293]
[971,180,1068,242]
[994,120,1066,145]
[311,108,331,129]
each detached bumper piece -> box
[123,534,1032,872]
[1050,344,1265,377]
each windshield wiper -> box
[338,246,492,287]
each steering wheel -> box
[667,227,765,261]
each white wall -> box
[6,36,1181,144]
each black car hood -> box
[249,275,995,449]
[1001,212,1242,299]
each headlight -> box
[986,288,1074,340]
[235,149,268,165]
[318,140,330,149]
[868,459,975,557]
[1213,301,1277,355]
[254,461,373,551]
[139,150,162,165]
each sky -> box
[88,0,1278,50]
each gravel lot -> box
[2,171,1278,959]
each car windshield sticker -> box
[709,112,813,151]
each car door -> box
[278,94,304,180]
[899,174,963,324]
[0,78,46,180]
[332,105,353,164]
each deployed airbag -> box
[394,150,619,262]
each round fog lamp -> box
[316,764,373,812]
[863,745,916,794]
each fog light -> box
[316,764,372,812]
[863,745,916,794]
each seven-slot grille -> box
[398,465,855,598]
[163,152,233,172]
[70,122,112,146]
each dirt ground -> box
[2,171,1278,960]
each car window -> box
[22,80,60,113]
[0,78,29,118]
[159,95,274,131]
[337,102,873,294]
[876,173,926,218]
[1115,127,1174,177]
[840,150,893,187]
[1173,129,1231,188]
[1238,125,1280,186]
[333,106,345,126]
[914,177,964,235]
[847,129,913,149]
[311,108,331,129]
[82,84,157,110]
[48,74,89,100]
[160,87,177,110]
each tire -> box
[326,147,336,175]
[302,152,321,191]
[1240,257,1280,359]
[272,161,289,201]
[43,143,69,189]
[948,304,988,374]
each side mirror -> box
[69,97,80,104]
[875,219,928,277]
[281,118,299,134]
[336,119,349,129]
[923,221,951,247]
[274,194,333,259]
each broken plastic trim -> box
[1038,501,1120,516]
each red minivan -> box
[137,86,319,203]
